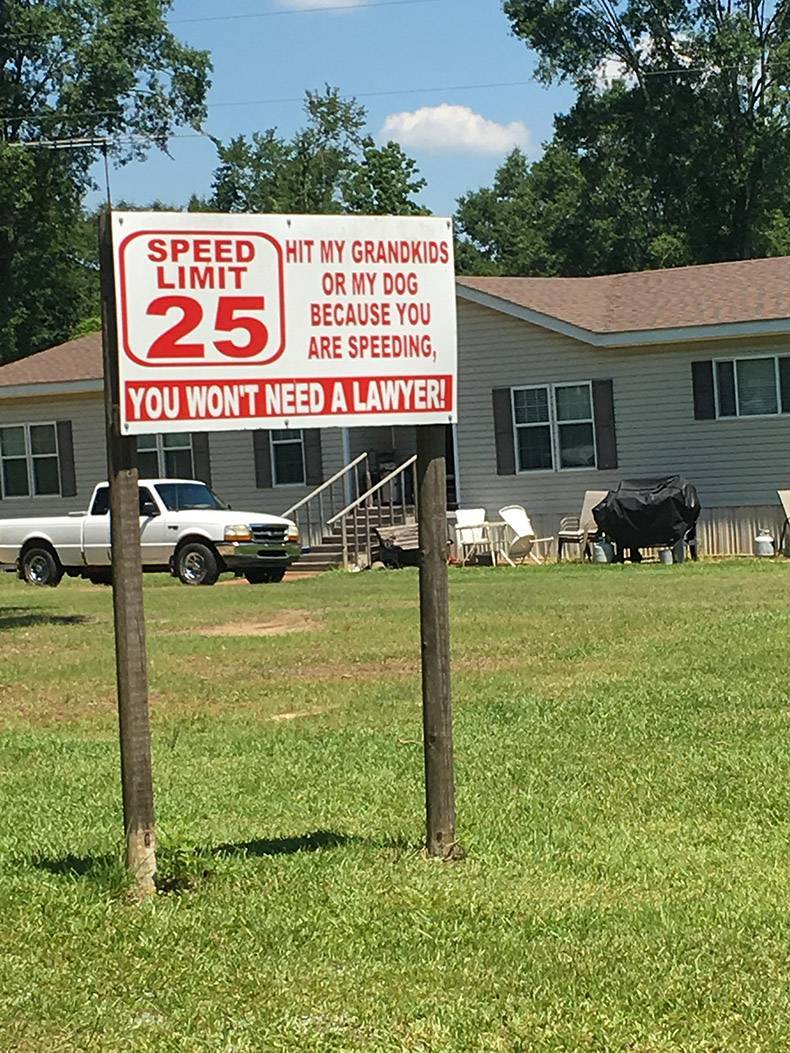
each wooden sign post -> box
[417,424,458,859]
[103,208,459,874]
[99,211,157,898]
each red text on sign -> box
[144,295,269,361]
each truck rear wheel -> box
[176,542,220,586]
[244,568,286,584]
[21,546,63,588]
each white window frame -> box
[511,382,597,474]
[271,429,306,487]
[136,434,194,478]
[713,355,786,420]
[0,422,61,500]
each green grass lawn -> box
[3,561,790,1051]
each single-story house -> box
[2,255,790,555]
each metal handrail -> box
[327,455,417,526]
[281,452,368,517]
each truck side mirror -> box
[141,502,159,518]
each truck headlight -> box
[225,524,252,543]
[287,528,300,544]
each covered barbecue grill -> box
[593,476,701,559]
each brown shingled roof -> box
[1,256,789,390]
[457,256,790,334]
[0,331,102,388]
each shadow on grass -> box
[212,829,357,859]
[0,607,92,632]
[23,830,364,895]
[31,852,116,877]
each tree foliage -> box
[0,0,210,362]
[457,0,790,275]
[204,88,427,217]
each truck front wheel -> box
[176,542,220,586]
[21,546,63,588]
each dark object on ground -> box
[374,523,420,568]
[593,476,701,560]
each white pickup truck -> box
[0,479,300,587]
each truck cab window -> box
[91,486,109,515]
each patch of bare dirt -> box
[192,609,322,637]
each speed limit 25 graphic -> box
[117,228,285,367]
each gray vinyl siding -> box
[0,391,345,520]
[0,393,106,516]
[455,300,790,536]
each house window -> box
[0,423,60,498]
[512,383,596,472]
[136,434,194,478]
[271,429,305,486]
[715,357,785,418]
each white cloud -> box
[594,55,636,90]
[380,104,532,156]
[279,0,364,8]
[594,34,695,90]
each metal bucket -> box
[754,530,775,558]
[659,548,673,565]
[592,540,614,563]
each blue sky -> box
[94,0,576,215]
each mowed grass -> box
[2,561,790,1051]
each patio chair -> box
[454,507,488,565]
[498,505,555,564]
[778,490,790,554]
[557,489,608,561]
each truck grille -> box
[250,523,288,545]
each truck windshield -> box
[154,483,228,512]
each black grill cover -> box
[593,476,701,548]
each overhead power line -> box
[171,0,441,24]
[0,77,538,123]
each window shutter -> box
[192,433,212,486]
[492,388,516,475]
[691,361,716,419]
[303,430,323,487]
[779,357,790,414]
[56,420,77,497]
[253,431,273,489]
[592,379,618,470]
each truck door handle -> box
[168,525,178,531]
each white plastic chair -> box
[498,505,555,564]
[454,507,488,565]
[557,489,608,561]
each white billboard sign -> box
[111,211,457,435]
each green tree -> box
[457,0,790,275]
[0,0,210,362]
[205,87,426,216]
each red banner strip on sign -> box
[124,375,454,423]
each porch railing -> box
[326,455,418,570]
[282,452,370,550]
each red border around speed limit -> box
[117,229,287,368]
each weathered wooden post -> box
[417,424,459,859]
[99,210,157,898]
